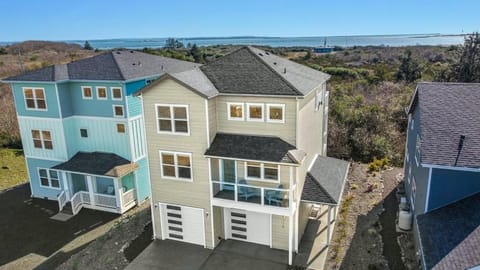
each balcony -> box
[212,180,291,208]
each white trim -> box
[246,103,264,122]
[25,155,67,162]
[204,155,300,167]
[37,167,61,190]
[96,86,108,100]
[54,83,62,118]
[244,161,281,183]
[422,163,480,172]
[158,203,165,240]
[17,115,62,121]
[159,150,193,182]
[31,129,54,150]
[63,115,128,122]
[110,87,123,101]
[112,105,125,118]
[266,103,285,123]
[208,158,215,247]
[425,168,432,212]
[227,102,244,121]
[155,104,191,136]
[22,87,47,111]
[308,154,319,171]
[81,86,93,99]
[205,100,211,146]
[295,99,299,146]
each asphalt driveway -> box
[0,183,118,267]
[126,239,289,270]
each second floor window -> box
[247,103,264,122]
[227,103,244,121]
[24,88,46,110]
[97,87,107,100]
[245,162,279,181]
[32,130,53,149]
[267,104,285,123]
[111,87,122,100]
[156,104,189,135]
[160,151,192,180]
[113,105,124,117]
[82,86,93,99]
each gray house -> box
[403,82,480,270]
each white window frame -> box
[111,87,123,101]
[31,129,53,150]
[116,123,126,133]
[266,104,285,123]
[244,161,280,183]
[23,87,47,111]
[96,86,108,100]
[246,103,264,122]
[155,104,190,136]
[81,86,93,99]
[159,151,193,182]
[415,134,421,166]
[113,105,124,117]
[410,175,416,210]
[38,168,61,189]
[227,102,244,121]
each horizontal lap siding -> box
[26,157,63,200]
[215,96,297,146]
[142,79,213,248]
[272,214,289,250]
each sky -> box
[1,0,479,41]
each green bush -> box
[367,157,390,173]
[322,67,359,80]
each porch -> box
[54,152,139,215]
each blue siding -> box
[11,83,60,118]
[428,168,480,211]
[125,79,147,96]
[127,95,143,117]
[121,173,135,190]
[135,158,151,202]
[57,82,73,117]
[26,157,64,200]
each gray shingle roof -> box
[169,68,219,98]
[204,133,298,164]
[410,82,480,169]
[417,192,480,270]
[52,151,133,176]
[3,50,200,82]
[200,47,329,96]
[302,156,350,204]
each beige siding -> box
[298,202,313,241]
[208,98,217,145]
[272,214,290,250]
[215,96,297,145]
[142,78,214,248]
[213,206,224,245]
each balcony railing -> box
[212,181,290,208]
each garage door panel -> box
[225,208,270,246]
[160,203,205,246]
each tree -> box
[190,44,203,63]
[452,32,480,82]
[395,50,422,83]
[164,38,185,49]
[83,41,93,50]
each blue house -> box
[2,50,199,215]
[403,82,480,269]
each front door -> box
[71,173,87,195]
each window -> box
[247,103,264,122]
[245,162,279,181]
[117,123,125,133]
[31,130,53,149]
[160,151,192,180]
[82,86,93,99]
[415,134,421,165]
[410,119,415,130]
[267,104,285,123]
[113,105,124,117]
[156,104,189,135]
[80,129,88,138]
[227,103,244,121]
[407,165,412,184]
[39,168,60,189]
[96,87,107,100]
[23,88,46,110]
[111,87,122,100]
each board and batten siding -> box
[142,78,214,248]
[272,214,289,250]
[11,83,60,118]
[215,96,297,145]
[129,117,146,161]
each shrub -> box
[322,67,359,80]
[367,157,390,173]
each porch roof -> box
[301,156,350,205]
[52,152,138,178]
[204,133,302,164]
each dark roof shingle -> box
[52,152,133,176]
[417,192,480,270]
[301,156,350,204]
[412,82,480,168]
[204,133,298,163]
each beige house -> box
[136,46,349,265]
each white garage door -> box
[160,203,205,246]
[225,208,271,246]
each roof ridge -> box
[306,172,337,203]
[246,46,304,96]
[110,51,126,80]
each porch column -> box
[294,207,299,253]
[288,214,293,265]
[61,171,69,200]
[114,177,122,211]
[86,175,94,205]
[327,205,332,245]
[333,206,337,221]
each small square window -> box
[111,87,122,100]
[80,129,88,138]
[228,103,244,121]
[113,105,124,117]
[267,104,285,123]
[117,123,125,133]
[97,87,107,99]
[247,103,264,122]
[82,87,93,99]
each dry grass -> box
[0,148,27,190]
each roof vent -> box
[130,50,134,53]
[273,62,277,65]
[258,53,263,56]
[283,67,287,73]
[265,52,270,55]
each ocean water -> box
[1,34,465,49]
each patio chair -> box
[265,184,284,206]
[237,180,258,200]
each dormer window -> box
[23,88,46,110]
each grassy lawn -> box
[0,148,28,191]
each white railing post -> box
[261,188,264,205]
[86,175,94,206]
[115,178,122,212]
[234,183,238,202]
[61,171,69,201]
